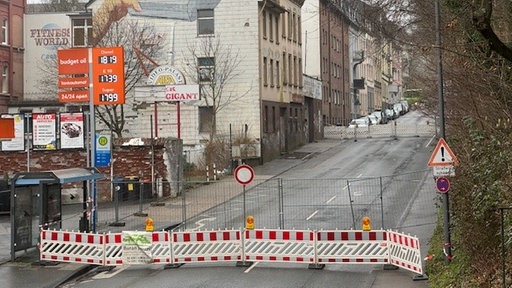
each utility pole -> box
[435,0,451,262]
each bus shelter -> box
[10,167,104,261]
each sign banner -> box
[95,134,111,167]
[57,48,89,75]
[122,231,152,265]
[60,113,84,149]
[1,114,25,151]
[164,85,200,101]
[32,113,57,150]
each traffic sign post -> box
[234,164,255,228]
[436,176,450,194]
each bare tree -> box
[28,0,84,13]
[183,36,248,141]
[182,36,250,169]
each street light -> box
[352,50,365,120]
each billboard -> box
[32,113,57,150]
[1,114,25,151]
[60,113,84,149]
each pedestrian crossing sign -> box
[428,138,459,167]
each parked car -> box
[348,117,370,128]
[371,110,387,124]
[400,100,409,113]
[393,103,403,116]
[385,108,396,120]
[368,114,379,125]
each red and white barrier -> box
[172,230,241,264]
[387,230,423,274]
[39,228,424,276]
[40,230,105,265]
[152,231,172,264]
[316,230,389,264]
[243,229,315,263]
[104,233,123,266]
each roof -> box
[13,168,104,186]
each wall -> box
[0,137,182,202]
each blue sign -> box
[436,177,450,193]
[95,134,111,167]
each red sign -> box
[428,138,459,167]
[436,177,450,193]
[0,118,14,139]
[234,164,255,185]
[92,47,125,105]
[57,48,89,75]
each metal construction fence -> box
[58,169,436,234]
[324,121,437,140]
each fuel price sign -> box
[92,47,125,105]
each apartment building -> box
[0,0,25,112]
[302,0,351,126]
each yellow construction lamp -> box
[246,215,255,230]
[362,216,371,231]
[145,217,154,232]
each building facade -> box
[0,0,25,112]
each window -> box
[272,106,276,132]
[198,9,214,35]
[282,52,287,84]
[275,16,279,44]
[1,19,7,44]
[276,60,280,88]
[2,65,8,93]
[298,58,303,88]
[293,56,297,86]
[198,57,215,83]
[297,16,302,44]
[72,18,92,47]
[262,11,267,39]
[269,14,273,42]
[199,106,213,133]
[288,54,292,86]
[282,12,287,39]
[269,59,274,87]
[263,57,268,86]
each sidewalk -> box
[0,138,430,288]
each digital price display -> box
[92,47,125,105]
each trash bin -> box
[0,180,9,213]
[142,178,153,200]
[124,176,140,200]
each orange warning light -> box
[362,216,371,231]
[145,217,154,232]
[246,215,254,230]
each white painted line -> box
[306,210,319,221]
[244,261,259,273]
[326,195,336,204]
[93,266,128,279]
[427,135,436,147]
[357,174,363,178]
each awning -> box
[13,167,104,186]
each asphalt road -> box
[59,112,436,288]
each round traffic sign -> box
[234,164,254,185]
[436,176,450,193]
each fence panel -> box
[40,230,104,265]
[172,230,242,264]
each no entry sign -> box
[234,164,254,185]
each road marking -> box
[189,217,216,231]
[92,266,128,279]
[244,261,259,273]
[326,195,336,204]
[357,174,363,178]
[306,210,318,221]
[427,135,436,147]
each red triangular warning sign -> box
[428,138,459,167]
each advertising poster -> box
[122,231,152,265]
[32,113,57,150]
[60,113,84,149]
[1,114,25,151]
